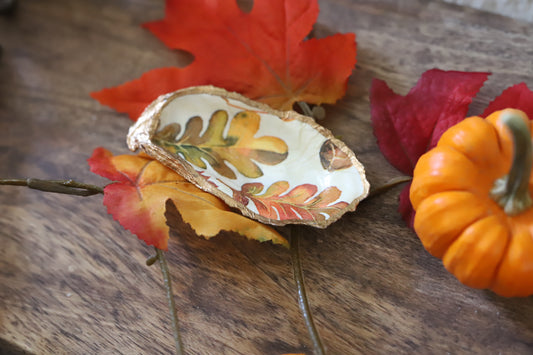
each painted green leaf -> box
[153,110,289,179]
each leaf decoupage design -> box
[319,139,353,171]
[233,181,349,223]
[127,86,370,228]
[152,110,288,179]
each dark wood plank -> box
[1,0,533,353]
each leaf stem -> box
[297,102,326,120]
[298,101,314,117]
[155,248,184,355]
[290,226,325,355]
[0,178,104,196]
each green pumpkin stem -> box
[490,113,533,215]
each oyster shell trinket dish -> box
[127,86,369,228]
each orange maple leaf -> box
[91,0,356,120]
[88,147,287,250]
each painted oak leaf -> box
[153,110,288,180]
[91,0,356,120]
[370,69,490,226]
[88,147,287,250]
[233,181,349,223]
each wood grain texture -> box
[1,0,533,354]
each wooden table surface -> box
[1,0,533,354]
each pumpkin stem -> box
[490,113,533,215]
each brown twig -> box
[153,248,184,355]
[367,176,412,198]
[0,178,104,196]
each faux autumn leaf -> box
[153,109,288,180]
[481,82,533,118]
[371,69,490,175]
[91,0,356,120]
[88,147,288,250]
[370,69,489,226]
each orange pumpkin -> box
[410,108,533,297]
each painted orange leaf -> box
[233,181,349,223]
[153,110,288,179]
[91,0,356,120]
[88,147,287,250]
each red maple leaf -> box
[91,0,356,121]
[371,69,490,175]
[371,70,533,227]
[481,82,533,118]
[370,69,490,226]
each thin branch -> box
[367,176,412,198]
[290,226,325,355]
[155,248,184,355]
[0,178,104,196]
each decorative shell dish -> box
[127,86,369,228]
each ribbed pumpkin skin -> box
[410,109,533,297]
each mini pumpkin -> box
[410,108,533,297]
